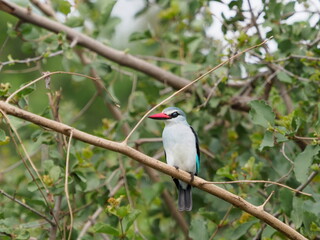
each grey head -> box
[148,107,188,124]
[162,107,188,125]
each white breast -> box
[162,123,197,173]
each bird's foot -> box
[189,172,194,183]
[174,165,179,170]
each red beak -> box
[148,112,171,120]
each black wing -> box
[190,126,200,174]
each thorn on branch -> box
[257,191,274,211]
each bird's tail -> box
[178,184,192,211]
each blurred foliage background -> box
[0,0,320,239]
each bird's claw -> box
[189,172,194,183]
[174,166,179,170]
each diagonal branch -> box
[0,100,308,240]
[123,37,272,143]
[0,188,55,225]
[0,0,190,90]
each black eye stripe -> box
[170,112,179,118]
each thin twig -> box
[203,180,311,196]
[77,180,125,240]
[2,64,41,73]
[136,55,187,65]
[65,129,74,240]
[1,37,77,71]
[0,189,55,225]
[274,143,294,183]
[209,205,233,240]
[274,54,320,62]
[296,170,319,193]
[0,109,61,229]
[257,191,274,211]
[294,135,320,140]
[0,110,49,193]
[123,37,273,144]
[119,159,147,240]
[6,71,100,103]
[70,92,99,124]
[0,50,62,68]
[199,77,224,108]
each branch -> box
[6,71,98,103]
[274,54,320,62]
[204,180,310,196]
[0,101,308,240]
[0,189,55,225]
[0,0,190,90]
[0,0,264,113]
[76,50,189,236]
[123,37,272,143]
[65,130,74,240]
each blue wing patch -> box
[196,154,200,174]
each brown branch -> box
[0,0,190,90]
[0,100,308,240]
[0,188,55,225]
[6,71,98,103]
[76,51,190,236]
[124,37,272,143]
[209,205,232,240]
[65,130,74,240]
[274,54,320,62]
[0,0,261,113]
[30,0,56,18]
[204,180,310,196]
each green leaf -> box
[101,0,117,22]
[43,160,55,172]
[277,72,292,83]
[259,131,274,151]
[130,91,149,112]
[181,63,202,74]
[17,83,35,97]
[189,218,209,240]
[279,188,293,215]
[188,37,202,55]
[283,2,295,18]
[49,166,61,182]
[129,30,152,42]
[0,83,11,96]
[291,197,304,228]
[230,220,258,239]
[15,229,30,240]
[249,100,275,128]
[274,132,288,143]
[65,16,84,28]
[123,209,141,232]
[198,208,219,222]
[116,206,130,218]
[294,145,320,183]
[93,223,120,236]
[27,182,39,192]
[0,129,6,141]
[262,225,277,239]
[57,0,71,15]
[278,39,294,53]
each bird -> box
[148,107,200,211]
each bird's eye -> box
[170,112,179,118]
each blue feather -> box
[196,154,200,174]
